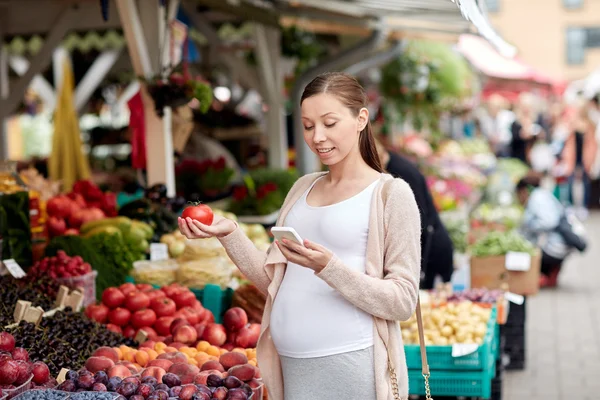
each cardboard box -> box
[470,250,541,295]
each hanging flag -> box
[128,91,147,169]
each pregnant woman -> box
[179,72,422,400]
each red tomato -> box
[119,283,137,296]
[131,309,157,329]
[161,285,182,299]
[150,298,177,317]
[123,325,136,338]
[102,288,126,309]
[108,307,132,327]
[172,291,197,309]
[181,204,214,225]
[124,292,150,312]
[146,290,166,302]
[153,316,175,336]
[85,303,109,323]
[135,283,154,292]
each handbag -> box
[382,179,432,400]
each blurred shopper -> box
[560,99,598,217]
[375,139,454,289]
[516,176,570,288]
[479,94,515,157]
[510,93,545,164]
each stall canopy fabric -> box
[457,34,554,84]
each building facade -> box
[485,0,600,81]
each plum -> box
[223,376,243,389]
[161,373,181,388]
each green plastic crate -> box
[405,306,498,371]
[408,366,495,398]
[125,276,233,323]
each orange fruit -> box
[164,346,178,353]
[208,355,219,361]
[135,351,150,367]
[113,347,123,360]
[141,348,158,361]
[124,351,137,363]
[248,360,257,367]
[196,341,210,352]
[155,342,167,352]
[119,345,131,354]
[195,352,209,365]
[232,348,246,354]
[207,346,221,357]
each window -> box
[484,0,499,12]
[566,27,586,65]
[563,0,583,9]
[586,28,600,48]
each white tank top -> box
[270,176,378,358]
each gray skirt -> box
[279,346,376,400]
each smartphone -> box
[271,227,304,246]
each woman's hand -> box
[276,238,333,273]
[178,215,237,239]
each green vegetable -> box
[86,233,138,295]
[441,214,468,253]
[0,191,33,269]
[470,230,536,257]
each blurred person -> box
[479,94,515,157]
[375,138,454,290]
[587,93,600,181]
[560,99,598,217]
[516,176,570,288]
[510,93,545,164]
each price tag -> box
[150,243,169,261]
[1,259,26,279]
[56,368,70,384]
[135,329,149,344]
[505,252,531,271]
[505,292,525,305]
[451,343,479,358]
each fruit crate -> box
[125,276,233,324]
[3,375,33,399]
[501,297,526,370]
[408,352,496,399]
[405,306,498,371]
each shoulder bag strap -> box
[382,179,432,399]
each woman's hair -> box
[516,175,541,192]
[301,72,383,173]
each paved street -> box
[503,212,600,400]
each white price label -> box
[505,252,531,271]
[150,243,169,261]
[505,292,525,305]
[451,343,479,358]
[1,259,26,279]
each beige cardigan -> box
[219,172,421,400]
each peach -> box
[117,361,140,375]
[113,347,123,360]
[163,346,178,353]
[169,318,190,334]
[194,352,209,365]
[219,352,247,370]
[92,347,120,363]
[234,324,260,349]
[212,387,228,400]
[108,365,132,378]
[140,340,156,349]
[168,363,199,384]
[170,342,186,350]
[193,323,206,339]
[141,366,166,382]
[173,325,198,345]
[147,359,174,370]
[223,308,248,332]
[200,360,225,373]
[201,324,227,347]
[228,364,256,381]
[157,351,188,364]
[85,356,115,373]
[193,371,211,385]
[222,343,234,352]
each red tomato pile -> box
[85,283,214,342]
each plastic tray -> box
[13,389,70,400]
[56,270,98,307]
[3,375,33,399]
[405,306,498,371]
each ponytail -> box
[359,121,384,173]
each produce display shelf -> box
[405,306,498,371]
[408,355,496,399]
[125,276,233,323]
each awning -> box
[457,34,554,84]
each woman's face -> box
[301,93,368,166]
